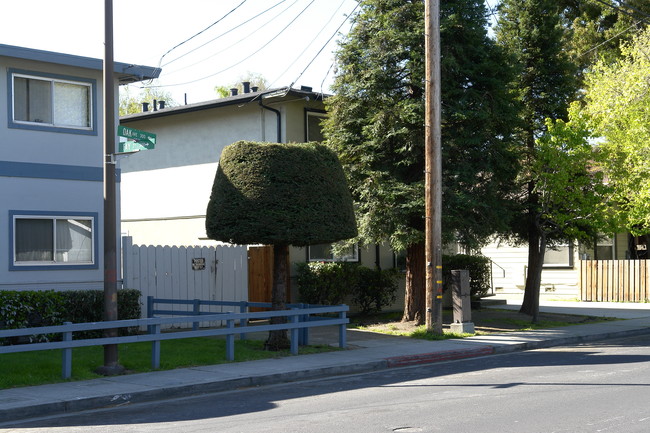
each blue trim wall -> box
[8,210,99,271]
[0,161,103,182]
[7,68,98,136]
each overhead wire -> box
[158,0,248,66]
[148,0,317,89]
[269,0,349,88]
[161,0,289,69]
[287,2,360,89]
[162,0,299,78]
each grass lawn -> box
[1,336,337,390]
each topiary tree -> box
[206,141,357,350]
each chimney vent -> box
[251,86,259,92]
[300,85,313,92]
[242,82,251,93]
[230,88,238,96]
[142,102,149,112]
[158,100,166,109]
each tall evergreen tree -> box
[324,0,520,323]
[495,0,579,320]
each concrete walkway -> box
[2,300,650,424]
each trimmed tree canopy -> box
[206,141,357,246]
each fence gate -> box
[122,237,248,318]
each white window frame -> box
[11,213,96,269]
[543,244,574,268]
[305,110,327,142]
[308,243,359,262]
[10,71,94,132]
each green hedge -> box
[296,262,399,314]
[0,289,141,343]
[442,254,491,299]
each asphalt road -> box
[6,334,650,433]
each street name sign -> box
[118,125,156,153]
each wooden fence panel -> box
[121,237,248,323]
[580,259,650,302]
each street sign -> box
[118,125,156,153]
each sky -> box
[1,0,359,105]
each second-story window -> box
[12,73,92,130]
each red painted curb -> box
[385,346,494,367]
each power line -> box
[149,0,317,89]
[589,0,650,26]
[161,0,289,68]
[269,0,349,88]
[162,0,299,78]
[288,2,360,90]
[158,0,248,66]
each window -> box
[308,243,359,262]
[12,213,96,268]
[10,71,93,132]
[595,236,614,260]
[305,110,326,142]
[543,244,574,268]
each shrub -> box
[296,262,359,305]
[0,289,141,343]
[442,254,491,298]
[296,262,399,314]
[353,267,399,314]
[61,289,142,338]
[0,290,65,343]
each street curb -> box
[4,326,650,424]
[385,346,494,367]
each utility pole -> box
[425,0,443,334]
[97,0,123,376]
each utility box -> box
[450,269,475,334]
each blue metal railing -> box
[0,303,349,380]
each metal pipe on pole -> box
[97,0,124,375]
[425,0,443,334]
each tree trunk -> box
[402,241,426,324]
[265,244,290,351]
[520,230,546,323]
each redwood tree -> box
[323,0,519,323]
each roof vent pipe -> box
[242,82,251,93]
[158,100,166,109]
[142,102,149,112]
[153,99,158,111]
[251,86,259,93]
[230,88,238,96]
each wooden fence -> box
[580,260,650,302]
[122,237,248,318]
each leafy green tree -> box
[205,141,356,350]
[119,85,176,116]
[495,0,580,319]
[581,27,650,234]
[324,0,520,324]
[559,0,650,81]
[214,72,269,98]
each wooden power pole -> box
[97,0,124,375]
[425,0,443,334]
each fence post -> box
[299,303,309,346]
[151,324,161,369]
[226,318,235,361]
[291,309,299,355]
[339,309,347,349]
[61,322,72,379]
[193,299,200,331]
[239,301,247,340]
[147,296,155,334]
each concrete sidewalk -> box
[2,300,650,424]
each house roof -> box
[121,86,328,122]
[0,44,160,84]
